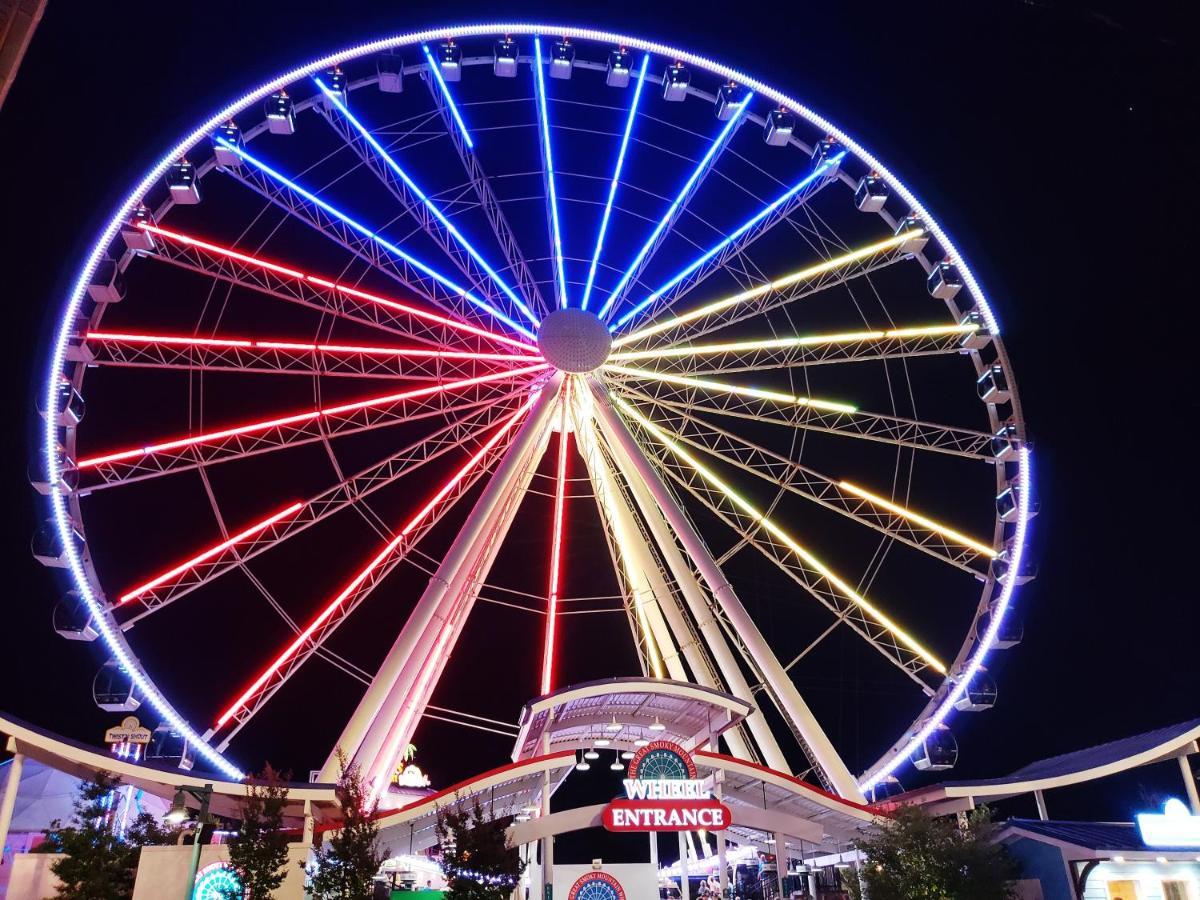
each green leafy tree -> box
[38,771,179,899]
[222,764,292,899]
[848,804,1019,900]
[437,799,525,900]
[306,751,386,899]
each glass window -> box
[1162,881,1189,900]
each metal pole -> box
[590,381,864,801]
[0,750,24,862]
[1034,790,1049,821]
[715,775,728,900]
[184,786,213,900]
[1180,755,1200,815]
[323,376,562,779]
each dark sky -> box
[1,0,1197,829]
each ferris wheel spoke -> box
[313,77,540,329]
[607,378,996,460]
[531,37,570,309]
[612,229,926,349]
[420,46,550,317]
[612,152,844,331]
[209,393,540,742]
[580,54,650,312]
[76,330,541,381]
[214,137,537,340]
[596,92,754,321]
[604,365,857,413]
[613,395,945,688]
[137,221,536,353]
[71,368,547,490]
[623,397,995,575]
[609,323,980,376]
[111,398,521,623]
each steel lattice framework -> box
[38,23,1033,804]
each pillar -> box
[541,735,554,900]
[302,798,314,845]
[806,870,818,899]
[679,832,690,900]
[715,777,727,899]
[649,832,658,870]
[1179,755,1200,816]
[1034,790,1049,821]
[774,834,786,900]
[0,751,24,862]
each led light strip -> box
[314,77,539,328]
[613,152,845,330]
[215,137,537,340]
[615,396,947,674]
[216,395,537,729]
[541,383,571,694]
[580,54,650,311]
[76,364,547,468]
[837,482,997,558]
[421,43,475,149]
[604,365,857,414]
[611,323,977,361]
[119,502,305,604]
[532,37,570,309]
[596,91,754,321]
[85,330,541,363]
[137,222,536,352]
[612,230,925,348]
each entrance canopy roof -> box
[512,677,752,762]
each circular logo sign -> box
[568,872,626,900]
[627,740,697,780]
[194,862,242,900]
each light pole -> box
[165,784,214,899]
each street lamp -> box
[166,784,215,899]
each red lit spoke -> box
[118,501,304,604]
[215,394,538,729]
[137,223,538,352]
[85,331,542,363]
[76,364,548,469]
[541,386,571,695]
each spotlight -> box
[584,749,600,760]
[649,717,666,732]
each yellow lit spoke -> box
[604,365,857,414]
[615,396,947,675]
[610,323,979,362]
[613,229,925,348]
[837,481,997,558]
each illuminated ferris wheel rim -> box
[42,21,1033,793]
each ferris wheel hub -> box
[537,309,612,373]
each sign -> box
[567,872,625,900]
[1136,798,1200,848]
[602,740,731,833]
[104,715,151,745]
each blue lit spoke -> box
[580,54,650,312]
[596,91,754,322]
[215,138,536,340]
[533,37,569,309]
[421,44,474,149]
[314,77,540,329]
[614,151,846,331]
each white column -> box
[774,834,786,900]
[716,777,728,899]
[541,735,554,900]
[590,383,864,801]
[322,376,563,779]
[302,798,314,846]
[1180,755,1200,815]
[649,832,658,869]
[0,750,24,862]
[679,832,690,900]
[1034,790,1049,821]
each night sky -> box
[0,0,1196,833]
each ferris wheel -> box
[35,22,1033,806]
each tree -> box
[38,771,178,899]
[223,764,292,900]
[436,799,525,900]
[306,751,386,899]
[848,804,1019,900]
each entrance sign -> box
[1137,798,1200,848]
[567,872,626,900]
[602,740,731,832]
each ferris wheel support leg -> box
[609,433,790,773]
[320,375,563,781]
[590,379,866,802]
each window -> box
[1106,881,1138,900]
[1162,881,1189,900]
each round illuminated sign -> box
[194,862,242,900]
[627,740,696,780]
[568,872,626,900]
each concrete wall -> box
[133,842,311,900]
[554,863,658,900]
[6,852,62,900]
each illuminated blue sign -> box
[1136,798,1200,848]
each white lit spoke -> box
[532,37,570,308]
[314,77,540,329]
[597,92,753,321]
[604,365,857,413]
